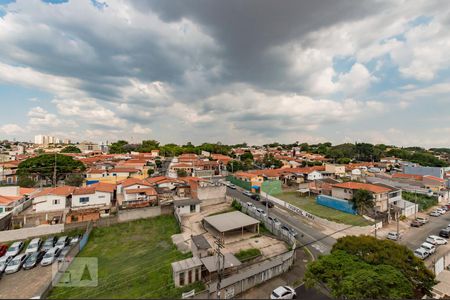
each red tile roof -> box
[392,173,423,181]
[423,175,445,183]
[89,182,116,193]
[332,182,391,193]
[110,168,141,173]
[73,187,96,195]
[121,178,152,188]
[0,195,22,205]
[32,186,76,198]
[125,187,157,196]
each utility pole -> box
[53,152,57,187]
[414,190,417,220]
[396,210,400,237]
[214,236,225,299]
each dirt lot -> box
[0,264,52,299]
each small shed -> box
[171,256,203,287]
[191,234,212,258]
[174,199,201,216]
[201,253,241,281]
[203,211,259,238]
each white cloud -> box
[27,106,61,127]
[0,123,25,135]
[132,125,152,135]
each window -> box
[80,197,90,204]
[179,272,185,286]
[190,204,196,213]
[195,268,200,281]
[53,199,60,205]
[188,270,192,284]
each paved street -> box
[226,187,336,258]
[400,213,450,250]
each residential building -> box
[325,164,346,176]
[307,170,323,181]
[31,186,76,213]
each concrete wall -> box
[0,224,64,243]
[331,187,352,200]
[316,195,357,215]
[404,165,445,179]
[117,206,162,222]
[196,185,226,201]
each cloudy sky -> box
[0,0,450,147]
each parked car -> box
[261,200,275,208]
[271,286,296,299]
[441,206,449,212]
[414,248,430,260]
[228,184,237,189]
[426,235,448,245]
[416,217,429,224]
[0,244,8,257]
[42,236,57,252]
[57,245,73,263]
[268,216,281,226]
[25,238,42,254]
[41,247,62,266]
[256,208,267,218]
[411,220,423,227]
[250,194,260,201]
[436,208,447,215]
[387,232,401,241]
[5,253,28,274]
[440,228,450,238]
[0,256,12,273]
[55,236,70,250]
[420,242,436,254]
[429,210,441,217]
[70,235,82,245]
[23,251,45,270]
[5,241,24,258]
[289,228,299,237]
[246,202,256,210]
[243,191,253,197]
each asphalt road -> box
[296,284,331,300]
[226,187,336,257]
[400,211,450,250]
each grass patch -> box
[402,191,438,211]
[49,215,202,299]
[277,192,372,226]
[234,248,262,262]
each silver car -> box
[40,247,61,266]
[55,236,69,250]
[5,241,24,257]
[25,238,42,254]
[0,256,13,273]
[5,253,28,274]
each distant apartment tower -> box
[34,135,69,145]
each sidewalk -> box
[238,247,311,299]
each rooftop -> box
[203,211,259,232]
[201,253,241,273]
[171,256,202,273]
[191,234,211,250]
[332,182,392,194]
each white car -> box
[268,216,281,226]
[271,286,296,299]
[25,238,42,254]
[426,235,448,245]
[0,256,13,273]
[437,208,446,214]
[256,208,267,218]
[416,217,429,224]
[40,247,61,266]
[420,242,436,254]
[387,232,401,241]
[5,241,24,257]
[246,202,256,210]
[4,253,28,274]
[414,248,430,259]
[430,210,441,217]
[55,236,69,250]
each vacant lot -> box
[277,192,372,226]
[49,216,203,299]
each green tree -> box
[109,140,129,154]
[147,169,155,176]
[240,151,253,161]
[17,175,37,188]
[176,169,188,177]
[17,154,85,183]
[351,189,375,215]
[332,235,436,297]
[138,140,160,153]
[155,159,162,168]
[64,174,84,187]
[60,145,81,153]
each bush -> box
[231,199,242,211]
[234,248,262,262]
[402,192,438,211]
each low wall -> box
[118,206,161,222]
[0,224,64,243]
[227,176,251,191]
[316,195,357,215]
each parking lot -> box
[0,263,52,299]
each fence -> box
[201,250,295,299]
[316,195,357,215]
[226,176,251,191]
[233,198,297,246]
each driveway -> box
[0,264,52,299]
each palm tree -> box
[351,189,375,215]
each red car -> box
[0,244,8,257]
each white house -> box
[174,199,201,216]
[72,186,113,209]
[119,178,157,207]
[307,170,323,181]
[31,186,75,213]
